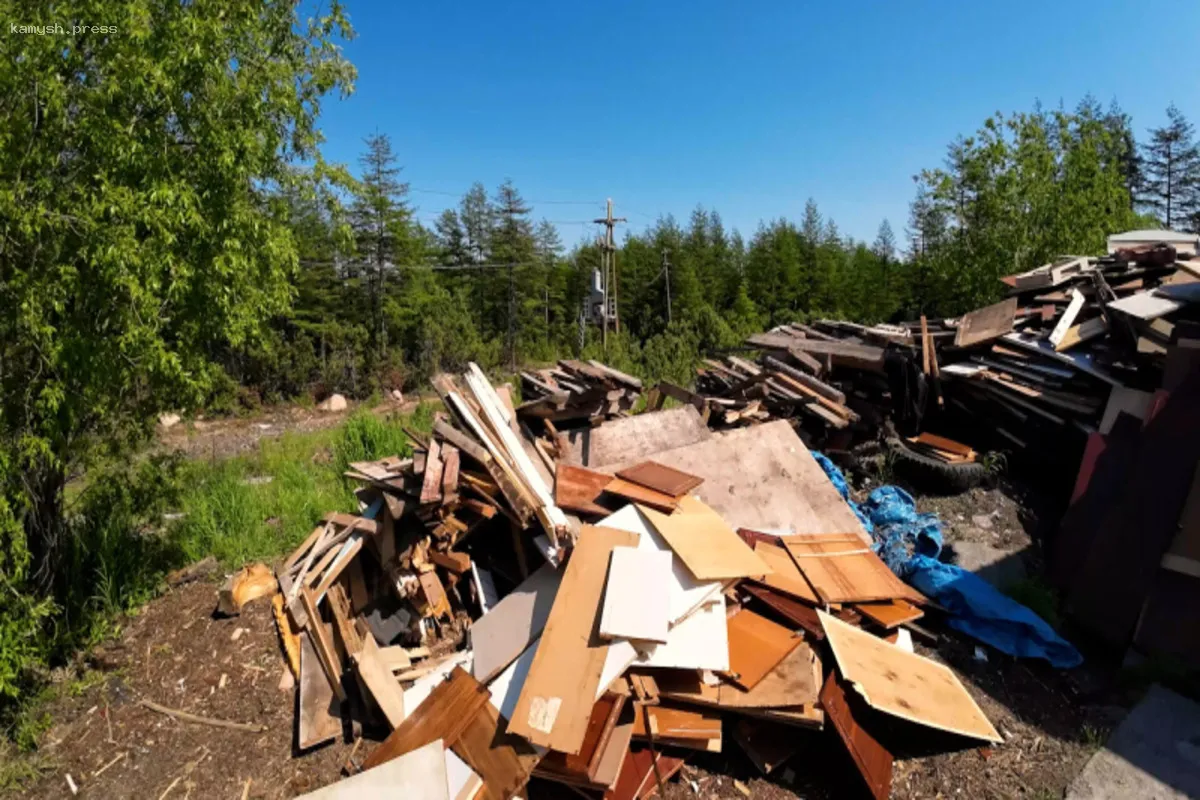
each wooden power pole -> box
[593,198,626,350]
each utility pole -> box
[593,198,626,351]
[661,248,672,324]
[507,262,516,370]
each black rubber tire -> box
[886,438,988,494]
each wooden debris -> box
[217,562,277,616]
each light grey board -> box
[557,406,711,467]
[470,562,561,684]
[298,738,449,799]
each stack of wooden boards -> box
[517,359,642,426]
[266,388,1003,800]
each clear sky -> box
[315,0,1200,250]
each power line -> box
[408,186,604,206]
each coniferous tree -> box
[1140,104,1200,229]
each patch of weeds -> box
[1081,724,1108,751]
[980,450,1008,478]
[874,449,897,484]
[0,740,56,794]
[67,670,107,698]
[1004,576,1062,629]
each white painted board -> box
[599,546,671,643]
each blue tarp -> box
[812,454,1083,669]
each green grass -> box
[1004,576,1062,630]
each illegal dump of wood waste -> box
[214,231,1200,798]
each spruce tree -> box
[1140,104,1200,229]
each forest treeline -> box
[222,97,1193,408]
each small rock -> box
[241,475,273,486]
[278,668,295,692]
[391,389,404,402]
[231,627,248,642]
[733,780,751,796]
[971,514,994,530]
[317,393,347,412]
[158,412,181,429]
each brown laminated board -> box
[819,611,1001,742]
[750,541,819,604]
[603,747,686,800]
[536,693,627,784]
[954,297,1018,348]
[741,583,824,640]
[603,421,869,542]
[614,461,704,497]
[603,477,680,514]
[362,667,492,770]
[638,495,772,581]
[783,535,925,605]
[452,695,542,800]
[557,406,712,468]
[820,672,893,800]
[509,525,639,753]
[630,703,722,741]
[719,640,821,710]
[555,464,612,515]
[590,715,636,789]
[855,599,925,629]
[725,608,804,691]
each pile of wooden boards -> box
[517,360,642,426]
[259,380,1003,800]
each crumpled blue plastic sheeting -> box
[811,453,1084,669]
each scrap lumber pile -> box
[260,378,1003,799]
[517,360,642,426]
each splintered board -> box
[614,461,704,497]
[854,599,925,629]
[725,608,804,691]
[638,495,772,581]
[782,534,925,605]
[751,541,819,603]
[509,525,639,753]
[599,547,671,643]
[819,611,1001,743]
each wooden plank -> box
[749,540,819,604]
[557,406,711,468]
[509,525,639,753]
[820,673,893,800]
[603,476,680,513]
[420,440,445,504]
[536,693,627,784]
[724,608,804,690]
[912,432,973,458]
[604,747,686,800]
[297,739,449,800]
[920,315,932,374]
[299,589,347,701]
[955,297,1018,348]
[819,611,1001,742]
[854,599,925,629]
[615,461,704,497]
[590,715,635,789]
[298,632,342,751]
[783,535,925,605]
[638,495,772,581]
[603,421,869,542]
[441,445,461,500]
[741,583,824,640]
[362,667,492,771]
[355,634,407,728]
[1047,289,1086,348]
[747,333,885,370]
[600,546,671,643]
[631,703,722,740]
[761,355,845,403]
[1055,315,1109,352]
[555,463,614,516]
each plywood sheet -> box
[615,461,704,497]
[955,297,1017,348]
[639,495,771,581]
[820,674,892,800]
[854,599,924,629]
[783,535,925,605]
[718,640,821,710]
[509,525,639,753]
[725,608,804,690]
[600,547,671,643]
[605,421,869,541]
[819,611,1001,742]
[470,563,562,684]
[298,739,449,800]
[751,541,818,603]
[355,632,407,728]
[558,406,711,468]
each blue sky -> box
[315,0,1200,250]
